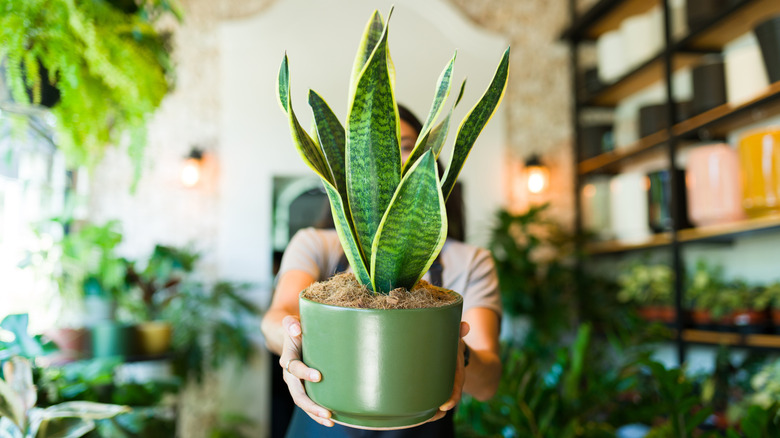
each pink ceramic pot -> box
[686,143,746,226]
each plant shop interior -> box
[3,0,780,436]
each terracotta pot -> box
[637,306,675,323]
[686,143,746,227]
[134,321,173,356]
[689,309,713,325]
[738,128,780,218]
[45,327,89,360]
[772,308,780,333]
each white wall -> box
[217,0,509,300]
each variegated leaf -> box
[402,53,456,175]
[346,14,400,266]
[309,91,347,199]
[277,55,334,185]
[320,179,371,287]
[441,47,510,201]
[35,417,95,438]
[349,10,384,101]
[371,151,447,292]
[0,378,25,433]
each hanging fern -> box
[0,0,182,184]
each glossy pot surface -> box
[300,292,463,429]
[738,128,780,218]
[686,143,745,226]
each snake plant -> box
[277,8,509,294]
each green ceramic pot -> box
[299,290,463,430]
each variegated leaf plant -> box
[277,8,509,294]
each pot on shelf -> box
[692,56,727,115]
[738,128,780,218]
[647,168,690,233]
[299,291,463,429]
[724,33,771,105]
[134,321,173,357]
[686,143,745,227]
[581,175,613,241]
[755,15,780,83]
[610,172,652,243]
[89,321,130,358]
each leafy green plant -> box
[0,315,55,365]
[124,245,199,321]
[0,357,128,438]
[686,260,768,319]
[617,260,674,307]
[277,8,509,293]
[455,324,645,438]
[162,281,259,381]
[0,0,181,181]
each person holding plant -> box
[261,105,503,437]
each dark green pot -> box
[299,291,463,429]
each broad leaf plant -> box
[277,9,509,294]
[0,357,128,438]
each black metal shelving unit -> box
[564,0,780,364]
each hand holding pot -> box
[279,315,334,427]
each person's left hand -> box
[426,321,470,423]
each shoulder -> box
[289,227,340,250]
[441,239,493,267]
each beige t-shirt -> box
[278,227,502,318]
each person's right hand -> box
[279,315,334,427]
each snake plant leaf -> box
[320,179,372,286]
[349,10,385,101]
[346,13,400,265]
[277,55,334,185]
[371,150,447,292]
[309,90,347,197]
[416,79,467,162]
[402,53,456,175]
[441,47,510,201]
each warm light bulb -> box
[181,158,201,187]
[527,165,548,194]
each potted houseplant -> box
[617,261,675,323]
[277,8,509,429]
[124,245,198,357]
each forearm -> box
[261,308,293,356]
[463,345,501,400]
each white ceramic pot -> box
[724,32,770,105]
[610,172,652,243]
[598,29,627,83]
[621,8,663,70]
[581,176,613,240]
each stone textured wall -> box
[448,0,575,223]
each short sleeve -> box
[277,228,330,282]
[461,248,503,319]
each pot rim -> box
[299,289,463,312]
[739,126,780,141]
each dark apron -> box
[285,253,451,438]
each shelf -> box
[673,81,780,139]
[586,232,671,255]
[678,214,780,243]
[578,129,668,175]
[680,0,780,51]
[584,53,702,107]
[683,329,780,349]
[562,0,660,41]
[585,215,780,255]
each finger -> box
[285,358,322,383]
[285,376,333,424]
[282,315,302,337]
[440,342,467,411]
[460,321,470,338]
[425,409,446,424]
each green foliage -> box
[0,0,181,182]
[277,8,509,293]
[686,260,771,318]
[617,260,674,306]
[0,315,55,365]
[162,281,259,382]
[124,244,199,321]
[0,357,128,438]
[456,324,648,438]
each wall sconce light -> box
[525,154,549,195]
[181,148,203,188]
